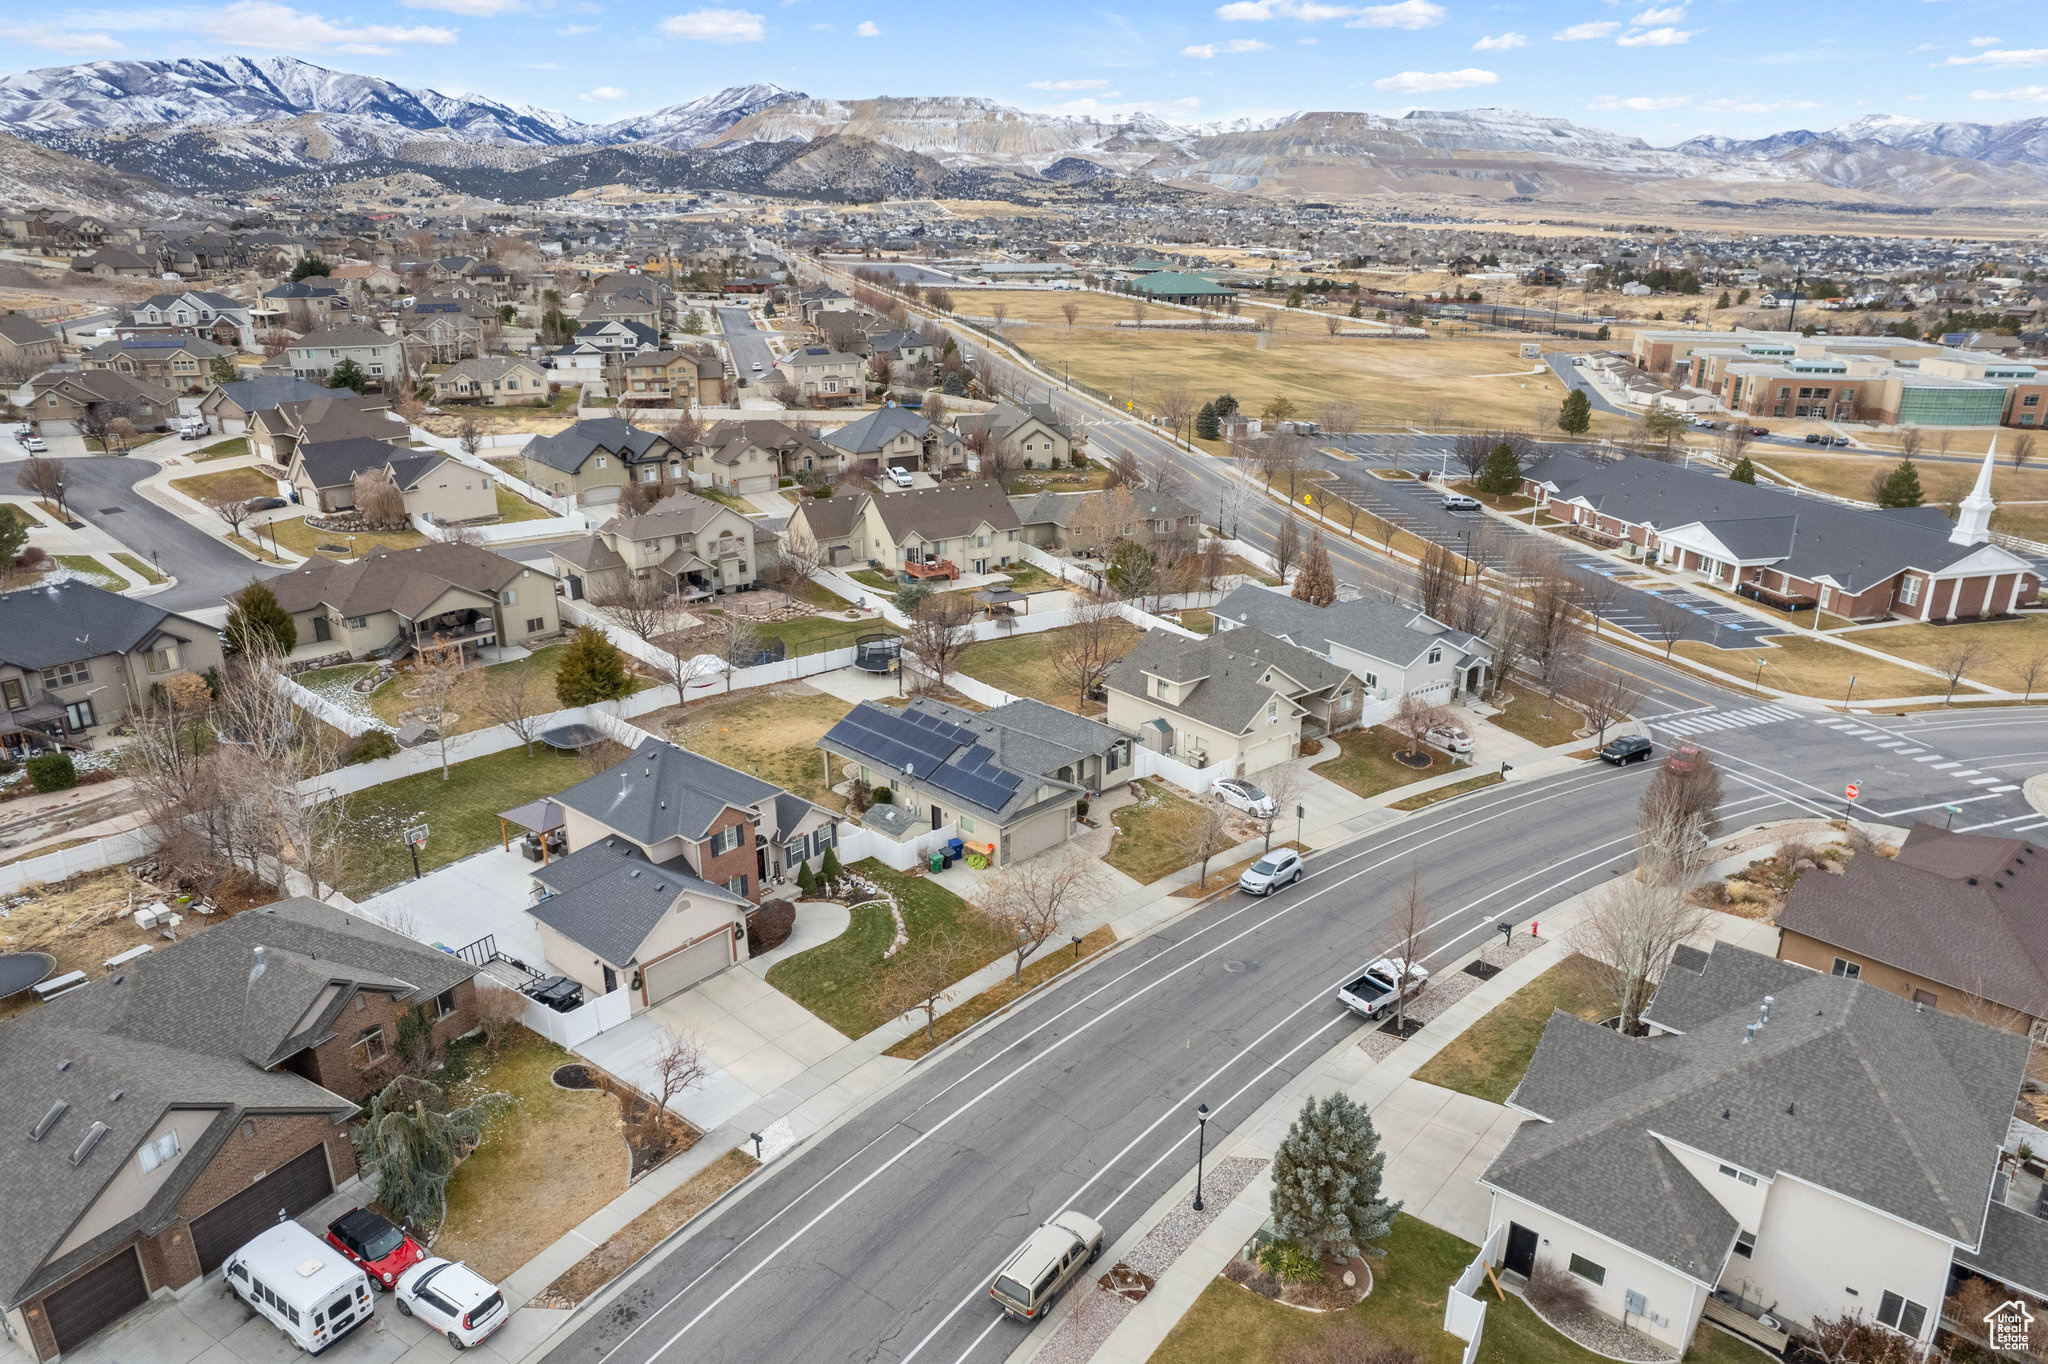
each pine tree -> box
[1476,441,1522,496]
[1213,393,1239,417]
[796,861,818,897]
[209,355,238,384]
[0,496,27,568]
[328,358,367,393]
[820,845,843,890]
[225,579,297,656]
[1558,388,1593,436]
[1347,300,1362,318]
[354,1077,511,1228]
[1293,534,1336,606]
[553,625,633,706]
[1716,289,1732,310]
[1270,1092,1400,1260]
[1877,459,1925,508]
[1195,401,1220,441]
[1728,456,1757,484]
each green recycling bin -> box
[929,851,945,873]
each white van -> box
[222,1222,375,1354]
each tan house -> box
[0,583,226,757]
[1010,489,1202,556]
[773,347,863,405]
[1105,626,1363,777]
[0,314,61,375]
[527,738,840,1010]
[431,355,549,407]
[619,349,724,409]
[690,418,845,495]
[782,489,864,568]
[1777,823,2048,1038]
[550,489,766,600]
[520,417,682,506]
[847,482,1024,576]
[286,438,497,524]
[400,302,489,364]
[287,325,406,392]
[247,392,400,468]
[823,405,967,476]
[25,371,175,431]
[328,262,403,293]
[956,399,1077,469]
[82,336,235,393]
[264,542,561,667]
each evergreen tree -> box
[820,845,843,889]
[209,355,238,384]
[1558,387,1593,436]
[553,625,633,706]
[796,861,818,897]
[1348,300,1362,319]
[1286,286,1304,308]
[225,579,297,657]
[1195,401,1220,441]
[1476,441,1522,496]
[1595,323,1612,341]
[1213,393,1239,417]
[290,255,331,281]
[1270,1092,1400,1260]
[680,310,705,335]
[328,358,367,393]
[1728,455,1757,484]
[1715,289,1732,310]
[1293,534,1336,606]
[1877,459,1924,508]
[1106,540,1156,599]
[353,1077,511,1228]
[0,495,27,568]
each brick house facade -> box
[281,979,479,1101]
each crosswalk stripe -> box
[1990,785,2021,793]
[1955,769,1982,777]
[1933,762,1961,770]
[1970,777,2001,786]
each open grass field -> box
[263,516,428,558]
[958,620,1141,716]
[651,685,853,812]
[1839,615,2048,694]
[1412,955,1611,1103]
[1747,450,2048,515]
[1672,631,1979,701]
[171,466,276,504]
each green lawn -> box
[333,745,587,896]
[1150,1213,1753,1364]
[171,466,276,504]
[1411,955,1611,1104]
[849,568,899,592]
[264,517,428,559]
[363,643,604,734]
[1001,562,1061,594]
[0,503,45,531]
[789,577,853,610]
[958,620,1140,716]
[1106,779,1209,885]
[1487,693,1585,748]
[112,552,168,585]
[699,485,753,511]
[659,688,852,812]
[494,484,551,523]
[57,555,126,591]
[1179,608,1215,635]
[1318,727,1455,800]
[195,437,251,461]
[748,613,899,659]
[765,859,1014,1037]
[1389,771,1506,812]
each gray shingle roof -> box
[1484,942,2027,1284]
[864,482,1021,542]
[266,542,534,619]
[822,697,1117,822]
[523,417,671,474]
[294,436,441,492]
[205,375,330,416]
[1211,585,1473,671]
[822,406,929,455]
[0,580,203,671]
[527,837,746,965]
[550,736,785,845]
[295,324,396,349]
[1105,627,1335,735]
[1957,1203,2048,1299]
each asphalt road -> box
[545,764,1814,1364]
[716,306,780,389]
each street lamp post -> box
[1753,658,1767,697]
[1192,1103,1211,1211]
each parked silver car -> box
[1239,847,1304,896]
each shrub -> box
[472,986,528,1050]
[747,900,796,956]
[26,753,76,792]
[819,845,843,887]
[1257,1240,1325,1284]
[796,861,818,897]
[1524,1259,1594,1319]
[1076,799,1090,818]
[346,730,400,764]
[870,787,895,805]
[810,484,833,498]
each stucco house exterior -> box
[1210,585,1491,707]
[287,325,406,393]
[263,543,561,667]
[1104,626,1361,776]
[549,489,767,601]
[822,406,967,476]
[956,399,1077,469]
[286,438,497,525]
[845,482,1024,576]
[430,356,549,407]
[687,419,845,495]
[520,417,682,506]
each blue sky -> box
[3,0,2045,142]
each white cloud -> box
[0,22,123,51]
[402,0,522,14]
[1945,47,2047,68]
[1346,0,1445,29]
[557,21,597,32]
[1554,20,1620,40]
[183,2,455,53]
[1216,0,1349,19]
[855,18,878,34]
[658,6,765,40]
[1182,38,1270,56]
[1631,3,1685,22]
[1909,42,1938,52]
[1972,84,2048,101]
[1587,93,1691,110]
[1472,31,1526,50]
[1617,26,1695,45]
[1027,78,1113,90]
[1699,96,1819,112]
[579,86,628,101]
[1373,67,1498,92]
[1969,35,2001,45]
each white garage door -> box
[643,931,733,1004]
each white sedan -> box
[394,1259,506,1349]
[1424,724,1473,754]
[1214,778,1276,819]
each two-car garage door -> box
[190,1144,334,1274]
[643,931,732,1004]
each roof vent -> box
[30,1100,68,1141]
[108,1090,123,1103]
[57,1060,71,1072]
[70,1122,108,1167]
[1786,1102,1796,1116]
[630,869,641,877]
[1969,876,1979,886]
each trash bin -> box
[946,838,964,859]
[929,851,945,873]
[939,851,954,870]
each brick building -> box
[0,900,478,1360]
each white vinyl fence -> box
[1444,1222,1506,1364]
[0,827,159,897]
[520,985,632,1049]
[837,820,964,873]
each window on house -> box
[1832,959,1861,979]
[1267,700,1278,724]
[1428,646,1442,665]
[41,660,90,688]
[1566,1254,1606,1286]
[1,678,24,710]
[63,699,95,732]
[1732,1231,1756,1259]
[352,1026,387,1068]
[137,1129,181,1173]
[435,988,457,1018]
[501,588,518,605]
[1877,1292,1927,1338]
[727,874,748,897]
[1913,988,1938,1007]
[961,816,976,834]
[1898,577,1921,607]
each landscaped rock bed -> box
[1516,1287,1677,1362]
[1360,931,1545,1062]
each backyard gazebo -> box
[498,797,567,863]
[971,586,1030,619]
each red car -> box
[1667,742,1702,774]
[327,1208,424,1290]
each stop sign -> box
[1846,783,1860,800]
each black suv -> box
[1599,735,1654,765]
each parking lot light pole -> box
[1192,1103,1211,1211]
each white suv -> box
[394,1260,505,1350]
[1239,847,1304,896]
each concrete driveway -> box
[353,846,549,973]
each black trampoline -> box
[854,634,902,674]
[538,723,606,750]
[0,952,57,1000]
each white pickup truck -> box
[1336,957,1428,1019]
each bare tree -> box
[1104,446,1143,491]
[1157,381,1196,448]
[1414,543,1461,622]
[16,455,64,509]
[642,1026,709,1133]
[980,849,1102,983]
[1801,1313,1917,1364]
[1648,593,1691,660]
[1254,764,1302,852]
[1452,430,1493,482]
[1273,514,1303,581]
[1637,750,1725,885]
[455,414,485,462]
[1060,300,1080,329]
[989,300,1008,331]
[352,468,408,530]
[1324,312,1342,337]
[906,594,974,692]
[717,607,763,688]
[2014,431,2039,470]
[1933,638,1985,705]
[475,664,552,755]
[868,922,967,1043]
[1318,399,1359,437]
[1567,877,1709,1035]
[651,624,724,709]
[776,528,829,596]
[1524,559,1591,716]
[1897,426,1924,460]
[1392,692,1451,762]
[596,572,679,642]
[2016,650,2048,703]
[208,495,252,540]
[1047,602,1133,709]
[406,639,468,781]
[1069,486,1139,558]
[1177,800,1234,891]
[1567,667,1642,746]
[1386,867,1430,1035]
[1216,477,1252,540]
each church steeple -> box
[1951,437,1998,547]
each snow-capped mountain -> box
[1676,115,2048,169]
[595,84,802,150]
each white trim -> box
[1645,1128,1776,1190]
[1478,1181,1722,1290]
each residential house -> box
[823,406,967,477]
[0,582,227,757]
[783,490,865,568]
[1479,940,2048,1359]
[197,375,332,436]
[574,319,660,357]
[287,325,406,393]
[24,371,175,431]
[430,356,549,408]
[1010,489,1202,556]
[1778,823,2048,1036]
[0,899,477,1362]
[773,347,863,405]
[398,301,488,364]
[866,327,935,370]
[521,417,682,505]
[581,281,665,331]
[956,399,1077,469]
[549,489,767,600]
[1105,626,1361,776]
[1210,584,1492,705]
[247,392,399,469]
[263,542,561,666]
[1521,448,2039,621]
[527,738,839,1009]
[260,280,350,332]
[689,419,844,495]
[846,482,1024,577]
[0,315,61,375]
[69,248,154,279]
[328,262,402,294]
[125,291,256,350]
[821,697,1133,865]
[799,285,857,324]
[547,340,609,381]
[82,336,235,393]
[619,349,723,409]
[287,438,496,524]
